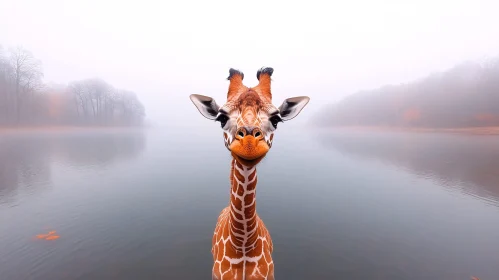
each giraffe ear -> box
[190,94,220,120]
[278,96,310,121]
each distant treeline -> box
[0,45,145,127]
[315,56,499,128]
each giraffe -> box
[190,67,310,280]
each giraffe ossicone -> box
[190,67,310,280]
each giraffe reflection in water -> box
[190,67,310,280]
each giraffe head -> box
[190,67,310,165]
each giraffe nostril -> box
[237,130,245,138]
[254,131,261,138]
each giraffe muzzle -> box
[229,127,269,161]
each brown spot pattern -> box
[211,159,274,280]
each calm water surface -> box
[1,127,498,280]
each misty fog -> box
[2,0,499,127]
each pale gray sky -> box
[1,0,499,126]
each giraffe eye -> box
[215,114,229,128]
[269,115,282,129]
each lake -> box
[1,126,498,280]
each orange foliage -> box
[474,113,499,125]
[46,93,64,118]
[403,108,421,122]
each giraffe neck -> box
[229,157,259,251]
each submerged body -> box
[190,67,309,279]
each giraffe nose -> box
[236,127,263,140]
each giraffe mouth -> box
[229,136,269,163]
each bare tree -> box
[68,79,145,126]
[9,46,43,123]
[87,78,111,119]
[0,46,12,122]
[69,81,87,119]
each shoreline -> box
[314,126,499,135]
